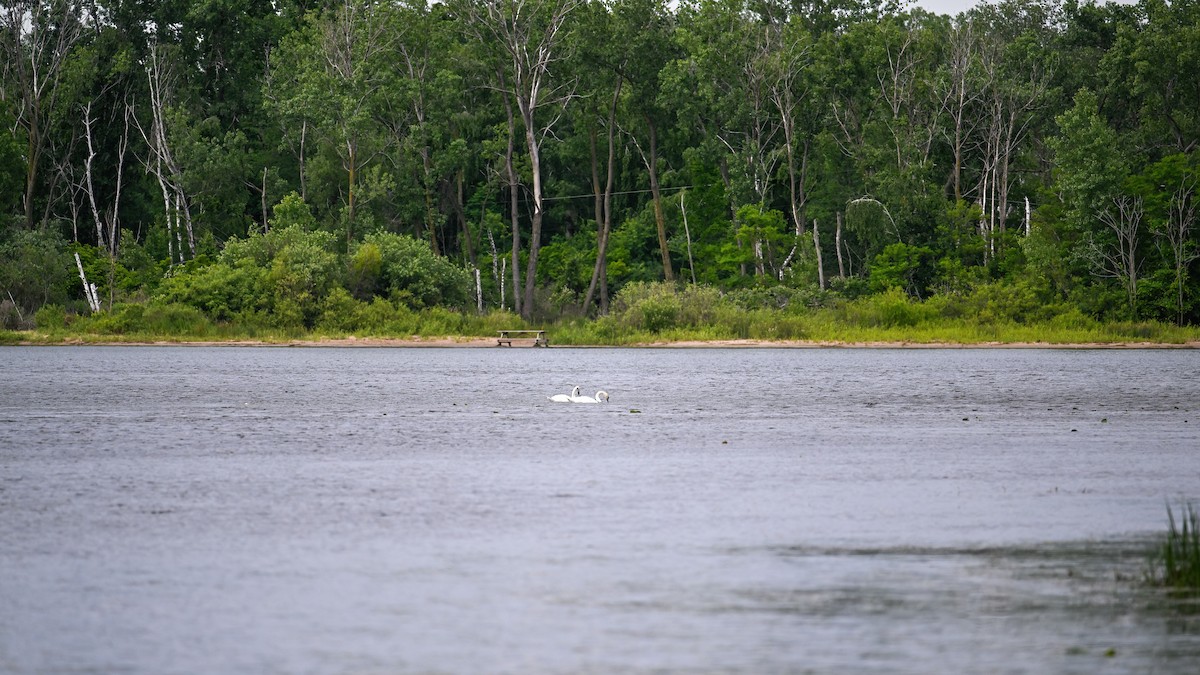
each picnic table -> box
[497,329,548,347]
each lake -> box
[1,345,1198,673]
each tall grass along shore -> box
[5,282,1198,347]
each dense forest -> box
[2,0,1199,338]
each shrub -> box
[317,287,363,333]
[838,287,935,328]
[416,306,465,336]
[156,260,268,322]
[460,310,524,336]
[1049,307,1099,331]
[1,298,25,329]
[869,243,935,297]
[139,304,212,335]
[83,303,145,334]
[0,229,74,315]
[612,281,681,333]
[361,232,472,309]
[34,304,68,331]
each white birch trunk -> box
[75,252,100,312]
[475,268,483,314]
[813,219,825,290]
[836,211,845,280]
[680,190,696,285]
[82,101,106,250]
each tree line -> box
[2,0,1198,331]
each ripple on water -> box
[0,345,1198,674]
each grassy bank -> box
[6,284,1199,347]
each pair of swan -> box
[549,385,609,404]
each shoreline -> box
[10,336,1200,349]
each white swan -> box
[548,386,608,403]
[549,386,582,403]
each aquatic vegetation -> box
[1153,502,1200,592]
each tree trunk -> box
[813,219,825,290]
[346,140,357,245]
[82,101,106,250]
[502,89,522,317]
[421,145,440,256]
[835,211,846,279]
[455,169,476,267]
[681,190,696,285]
[646,117,673,282]
[584,81,622,314]
[75,252,100,313]
[583,126,603,314]
[521,107,544,319]
[24,115,40,228]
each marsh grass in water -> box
[1152,502,1200,593]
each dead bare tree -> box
[763,23,817,284]
[582,77,623,314]
[464,0,580,319]
[975,34,1050,262]
[1088,195,1145,319]
[1159,178,1199,325]
[321,0,393,241]
[134,46,194,266]
[81,91,131,257]
[0,0,84,228]
[936,18,985,204]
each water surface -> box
[1,346,1198,673]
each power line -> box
[540,183,719,202]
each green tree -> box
[0,228,75,316]
[0,0,84,227]
[1050,88,1136,316]
[870,242,935,298]
[1051,88,1128,227]
[459,0,582,319]
[358,231,472,309]
[267,0,394,244]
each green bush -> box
[869,242,935,297]
[156,260,269,322]
[610,281,737,333]
[34,303,68,331]
[82,304,145,334]
[838,287,936,328]
[460,310,524,336]
[316,289,422,335]
[71,302,213,336]
[317,287,362,333]
[1049,307,1099,331]
[726,285,818,312]
[416,306,465,336]
[140,303,213,335]
[612,281,681,333]
[0,229,74,315]
[744,309,807,340]
[266,232,340,326]
[361,232,472,309]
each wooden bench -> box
[497,329,548,347]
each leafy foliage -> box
[2,0,1200,331]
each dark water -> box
[1,345,1198,674]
